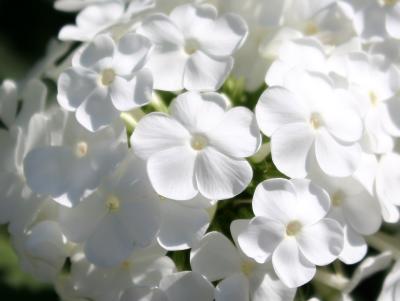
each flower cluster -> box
[1,0,400,300]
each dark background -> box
[0,0,389,300]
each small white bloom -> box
[131,91,261,201]
[256,69,363,178]
[57,244,175,301]
[23,109,127,207]
[121,271,215,301]
[137,3,248,91]
[308,168,382,264]
[238,178,344,288]
[58,0,154,41]
[190,223,296,301]
[58,33,153,132]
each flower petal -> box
[215,273,249,301]
[272,238,316,288]
[195,147,252,200]
[339,226,367,265]
[158,200,209,250]
[315,128,361,177]
[208,107,261,158]
[238,217,284,264]
[297,218,343,266]
[76,89,119,132]
[271,122,314,178]
[131,112,190,159]
[147,146,197,200]
[184,51,233,91]
[252,178,298,223]
[160,271,214,301]
[190,231,242,281]
[256,87,309,137]
[77,34,115,69]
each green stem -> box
[366,231,400,259]
[314,268,349,291]
[151,93,169,113]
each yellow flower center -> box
[106,195,120,212]
[191,134,208,150]
[286,220,302,236]
[100,68,116,86]
[331,191,344,207]
[75,141,88,158]
[241,260,256,276]
[310,113,322,129]
[369,91,379,107]
[304,22,319,36]
[184,38,200,55]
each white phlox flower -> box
[256,69,363,178]
[237,178,344,288]
[58,0,155,41]
[137,3,248,91]
[58,153,162,267]
[120,271,215,301]
[308,167,382,264]
[190,222,296,301]
[331,52,400,154]
[58,33,153,132]
[56,244,175,301]
[131,91,261,201]
[23,109,127,208]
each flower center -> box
[331,191,344,207]
[369,91,379,107]
[75,141,88,158]
[379,0,397,6]
[106,195,120,212]
[100,68,116,86]
[120,260,131,269]
[241,260,256,276]
[191,134,208,151]
[310,113,322,129]
[286,220,302,236]
[304,21,319,35]
[184,38,200,55]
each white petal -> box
[23,147,74,200]
[57,68,97,111]
[121,287,168,301]
[343,192,381,235]
[297,219,344,266]
[109,76,134,111]
[138,13,184,46]
[169,3,216,38]
[290,178,331,225]
[386,4,400,39]
[256,87,309,136]
[252,178,298,223]
[250,267,296,301]
[238,217,284,264]
[190,231,241,281]
[376,153,400,207]
[272,238,316,288]
[208,107,261,158]
[195,147,252,200]
[315,129,361,177]
[170,91,225,133]
[158,200,209,250]
[184,51,233,91]
[160,271,214,301]
[113,33,153,75]
[77,34,115,69]
[76,89,119,132]
[199,13,248,57]
[148,146,197,200]
[215,273,249,301]
[0,79,18,128]
[339,226,367,265]
[131,112,190,159]
[271,122,314,178]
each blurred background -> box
[0,0,71,299]
[0,0,389,300]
